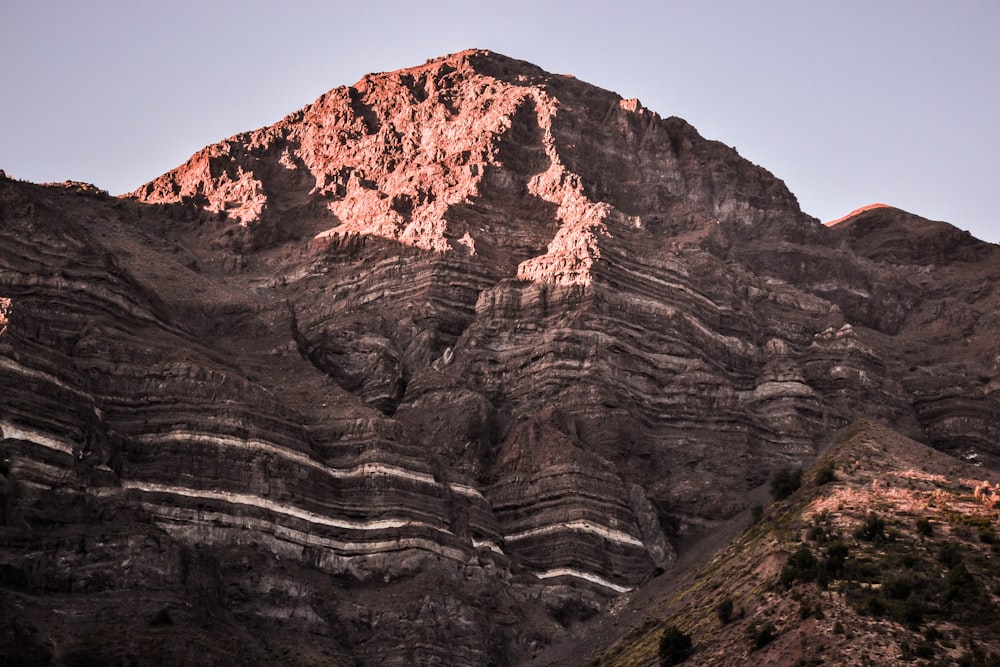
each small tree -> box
[780,543,818,587]
[814,460,837,486]
[938,541,963,568]
[854,512,886,542]
[659,625,693,666]
[823,540,850,578]
[770,466,803,500]
[716,597,735,625]
[750,622,776,650]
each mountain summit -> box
[1,50,998,665]
[132,48,810,282]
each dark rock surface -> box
[1,50,997,665]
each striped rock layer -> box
[1,50,998,665]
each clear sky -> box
[2,1,998,242]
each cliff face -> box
[1,50,998,665]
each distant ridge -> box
[824,202,892,227]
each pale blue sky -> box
[2,1,998,242]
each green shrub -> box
[843,556,881,583]
[716,597,735,625]
[806,524,825,542]
[916,517,933,536]
[823,540,850,578]
[780,544,818,587]
[956,648,1000,666]
[750,622,776,650]
[659,625,693,666]
[856,593,886,617]
[770,466,803,500]
[897,597,926,627]
[814,460,837,486]
[914,638,936,659]
[938,542,963,568]
[854,512,886,542]
[807,512,839,543]
[945,563,978,602]
[882,573,919,601]
[841,536,996,627]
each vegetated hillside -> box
[590,420,1000,666]
[0,49,999,665]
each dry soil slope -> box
[589,419,1000,666]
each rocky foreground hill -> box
[1,50,998,665]
[562,421,1000,666]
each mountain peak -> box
[4,49,1000,667]
[824,202,893,227]
[826,202,996,265]
[129,51,808,284]
[421,48,548,77]
[346,49,550,94]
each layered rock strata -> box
[1,50,998,665]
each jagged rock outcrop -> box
[1,49,998,665]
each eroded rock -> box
[1,49,998,665]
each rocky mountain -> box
[1,49,998,665]
[576,420,1000,666]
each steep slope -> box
[1,49,999,665]
[586,420,1000,666]
[124,48,846,595]
[825,206,1000,464]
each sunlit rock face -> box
[1,49,998,665]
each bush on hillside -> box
[770,466,802,500]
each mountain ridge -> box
[128,48,813,276]
[574,419,1000,666]
[1,50,998,665]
